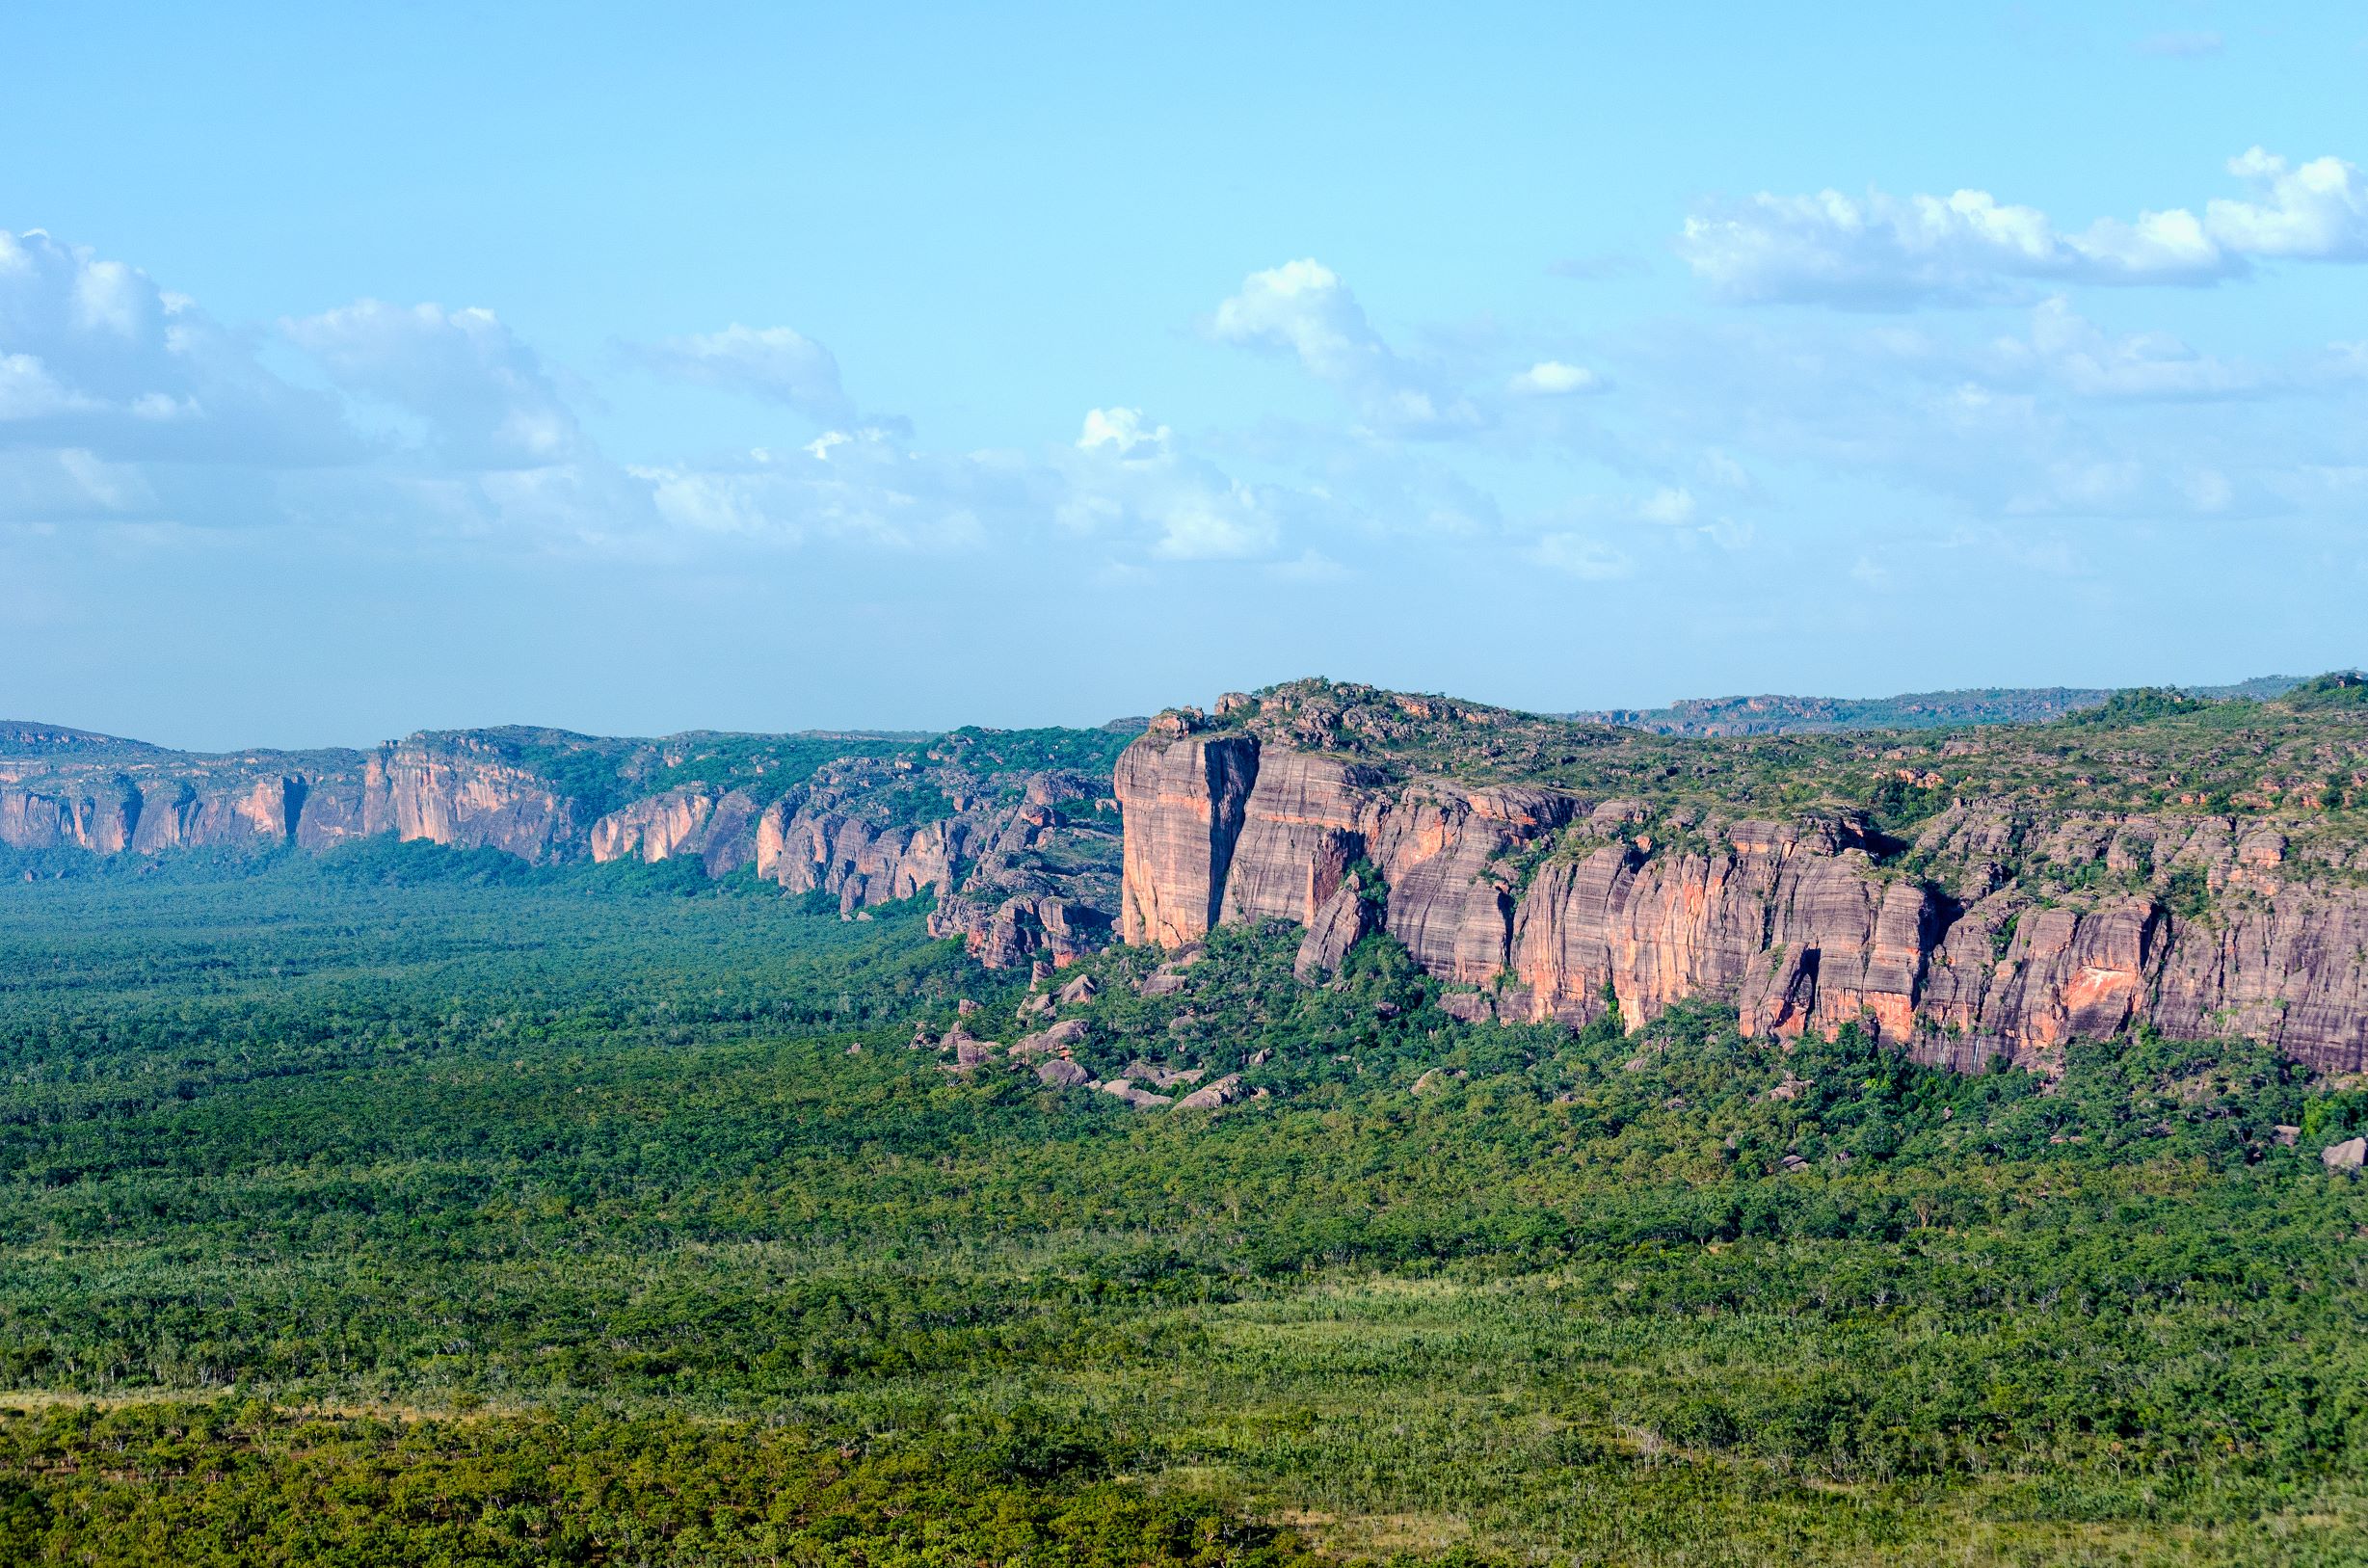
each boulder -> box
[1037,1058,1092,1088]
[1175,1074,1244,1110]
[940,1029,996,1070]
[1099,1079,1173,1108]
[1439,991,1497,1024]
[1122,1059,1205,1090]
[1293,876,1377,982]
[1057,972,1101,1005]
[1011,1018,1090,1060]
[2324,1136,2367,1171]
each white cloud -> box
[1638,486,1696,524]
[1077,406,1170,455]
[1211,259,1370,380]
[1678,149,2368,306]
[1210,259,1477,435]
[0,227,353,470]
[1680,187,2226,306]
[636,323,855,423]
[1508,359,1600,395]
[285,300,580,469]
[634,429,1026,554]
[1061,407,1279,560]
[2207,148,2368,259]
[0,352,89,419]
[1598,306,2345,526]
[1988,297,2263,399]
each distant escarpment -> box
[1114,678,2368,1075]
[1576,676,2302,736]
[2,723,1130,971]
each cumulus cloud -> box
[285,300,581,469]
[2207,148,2368,259]
[1637,486,1696,524]
[1987,298,2263,400]
[1508,359,1601,395]
[1210,259,1477,435]
[1076,406,1171,455]
[0,227,353,471]
[632,430,1009,553]
[1678,148,2368,306]
[1060,407,1280,560]
[635,323,859,425]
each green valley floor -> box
[1,846,2364,1565]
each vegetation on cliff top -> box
[1182,675,2368,875]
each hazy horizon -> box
[3,665,2335,755]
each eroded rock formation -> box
[1113,721,2368,1075]
[3,725,1127,969]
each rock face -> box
[1113,725,2368,1075]
[5,724,1128,970]
[1293,877,1377,982]
[1115,733,1260,946]
[1,732,585,863]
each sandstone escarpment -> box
[2,731,598,863]
[360,734,605,862]
[1114,728,1260,946]
[1113,704,2368,1076]
[590,787,765,875]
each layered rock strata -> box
[1,734,583,863]
[1114,727,2368,1075]
[6,728,1126,969]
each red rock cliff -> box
[1113,727,2368,1075]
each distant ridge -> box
[0,721,170,760]
[1575,676,2307,737]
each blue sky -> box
[4,2,2365,748]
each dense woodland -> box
[2,819,2366,1563]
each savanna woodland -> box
[4,680,2368,1567]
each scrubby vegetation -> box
[1,852,2366,1563]
[1206,675,2368,825]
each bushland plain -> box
[3,682,2367,1565]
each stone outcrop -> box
[6,724,1127,968]
[929,892,1110,969]
[1175,1074,1244,1110]
[2,732,583,863]
[1293,877,1377,982]
[592,787,765,871]
[1037,1057,1092,1088]
[1115,731,1260,946]
[1113,723,2368,1075]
